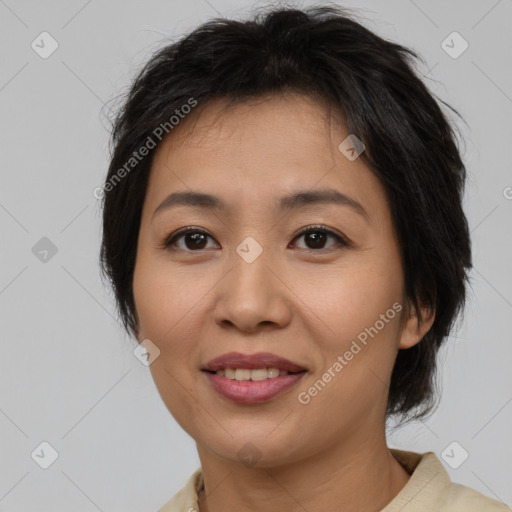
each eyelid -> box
[292,224,350,248]
[161,226,214,250]
[162,224,350,251]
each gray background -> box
[0,0,511,510]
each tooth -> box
[267,368,280,378]
[219,367,291,380]
[250,369,268,381]
[235,368,251,381]
[225,368,236,379]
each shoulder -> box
[441,482,511,511]
[155,452,511,512]
[157,467,203,512]
[385,449,510,512]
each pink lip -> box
[203,371,306,404]
[202,351,307,373]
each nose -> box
[213,247,293,333]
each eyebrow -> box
[152,188,370,222]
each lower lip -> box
[203,371,306,404]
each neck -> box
[196,430,410,512]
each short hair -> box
[99,4,472,424]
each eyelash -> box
[161,224,350,252]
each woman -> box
[99,4,509,511]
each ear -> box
[398,300,436,349]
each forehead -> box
[153,93,337,166]
[143,93,387,222]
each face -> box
[132,93,424,467]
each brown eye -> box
[163,225,348,253]
[164,228,217,251]
[292,225,348,251]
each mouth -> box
[201,352,308,404]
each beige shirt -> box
[158,449,510,511]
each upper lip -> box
[202,352,307,373]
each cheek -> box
[133,257,210,432]
[297,251,404,409]
[133,252,210,342]
[302,255,404,347]
[297,294,403,430]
